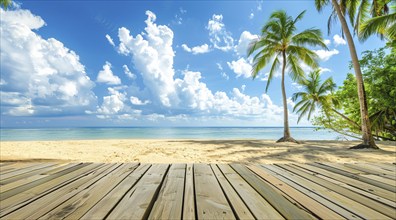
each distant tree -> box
[247,10,327,143]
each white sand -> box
[1,139,395,164]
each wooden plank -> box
[0,163,44,175]
[344,163,396,180]
[300,163,396,202]
[211,165,255,220]
[374,163,396,172]
[314,163,396,193]
[2,163,119,219]
[0,163,15,167]
[360,174,396,186]
[194,164,235,219]
[39,163,139,219]
[280,164,393,219]
[231,164,313,220]
[218,164,283,219]
[105,164,169,219]
[248,165,344,220]
[262,165,360,219]
[0,163,56,181]
[0,163,101,215]
[0,163,91,201]
[182,163,195,220]
[268,164,375,219]
[0,163,75,192]
[80,164,151,220]
[295,163,396,208]
[148,164,186,219]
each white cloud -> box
[291,82,303,90]
[249,13,254,19]
[181,43,210,54]
[319,67,331,73]
[333,34,346,46]
[324,39,331,46]
[97,62,121,85]
[105,34,115,46]
[287,97,296,108]
[207,14,234,51]
[257,1,263,11]
[0,8,96,116]
[216,63,223,71]
[122,65,136,80]
[181,44,191,52]
[107,10,299,124]
[241,84,246,91]
[314,49,339,61]
[227,58,252,78]
[130,96,150,105]
[0,8,45,30]
[221,72,229,80]
[96,87,126,115]
[116,10,178,107]
[235,31,259,57]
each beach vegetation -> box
[313,0,395,149]
[309,47,396,141]
[247,10,327,143]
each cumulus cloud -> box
[116,10,178,107]
[105,34,115,46]
[181,43,210,54]
[105,10,294,123]
[130,96,150,105]
[96,87,126,115]
[235,31,259,57]
[314,49,339,61]
[122,64,136,80]
[324,39,331,46]
[249,13,254,19]
[227,58,252,78]
[0,8,96,116]
[207,14,234,51]
[333,34,346,46]
[97,62,121,85]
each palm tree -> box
[247,10,328,143]
[292,69,360,129]
[292,70,336,122]
[315,0,379,149]
[293,69,395,141]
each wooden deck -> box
[0,162,395,219]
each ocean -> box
[0,127,350,141]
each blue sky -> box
[0,1,385,128]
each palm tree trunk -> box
[331,108,360,129]
[276,51,298,143]
[331,0,378,149]
[281,51,290,138]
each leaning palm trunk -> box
[331,0,378,149]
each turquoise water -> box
[0,127,348,141]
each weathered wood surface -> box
[0,162,395,219]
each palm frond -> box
[264,56,280,92]
[359,12,396,41]
[315,0,330,12]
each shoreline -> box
[1,139,395,164]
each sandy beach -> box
[1,139,395,164]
